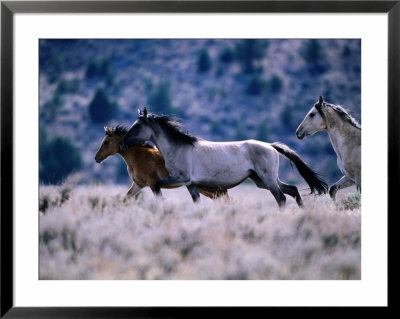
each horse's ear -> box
[138,109,142,116]
[104,126,112,135]
[143,107,148,118]
[319,96,324,105]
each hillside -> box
[39,39,361,186]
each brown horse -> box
[95,125,228,200]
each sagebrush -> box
[39,184,361,280]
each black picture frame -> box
[1,1,396,317]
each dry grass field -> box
[39,183,361,280]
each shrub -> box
[39,186,71,213]
[197,49,212,73]
[341,192,361,210]
[40,136,82,184]
[88,88,117,123]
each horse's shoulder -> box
[140,147,166,169]
[148,147,164,161]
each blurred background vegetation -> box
[39,39,360,186]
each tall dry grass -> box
[39,184,360,280]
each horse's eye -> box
[104,141,109,145]
[309,113,315,118]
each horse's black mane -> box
[107,124,154,148]
[111,124,129,136]
[145,114,199,146]
[316,102,361,129]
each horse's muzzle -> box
[296,130,304,140]
[95,156,102,163]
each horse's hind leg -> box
[277,179,303,208]
[329,175,354,200]
[250,171,286,209]
[268,183,286,209]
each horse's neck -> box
[151,133,173,160]
[151,132,188,170]
[325,112,358,160]
[118,148,137,169]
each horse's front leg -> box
[126,183,142,196]
[150,184,163,198]
[124,183,142,202]
[186,185,200,202]
[329,175,354,200]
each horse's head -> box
[95,126,123,163]
[296,96,327,140]
[120,107,154,151]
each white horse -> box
[296,96,361,200]
[120,108,327,208]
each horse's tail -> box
[271,142,328,194]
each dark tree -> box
[40,136,82,184]
[301,39,329,75]
[88,88,116,123]
[148,82,174,113]
[86,58,110,79]
[267,75,283,93]
[255,120,270,142]
[235,40,268,74]
[246,76,264,95]
[219,47,235,64]
[197,49,212,73]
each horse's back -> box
[190,139,278,185]
[194,139,276,164]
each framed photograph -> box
[1,0,396,317]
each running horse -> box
[95,125,228,200]
[120,108,327,208]
[296,96,361,200]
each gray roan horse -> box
[120,108,327,208]
[296,96,361,200]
